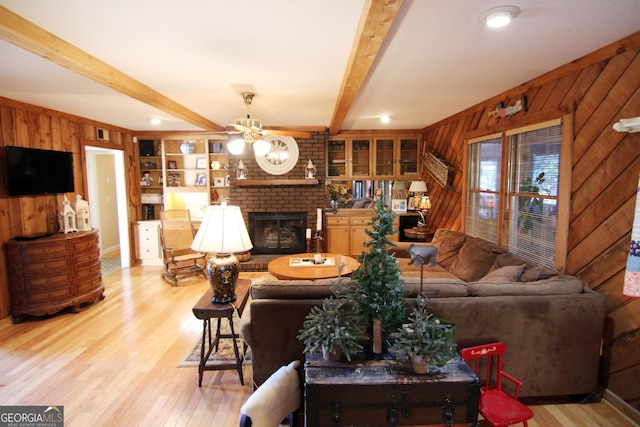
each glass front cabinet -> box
[328,135,420,179]
[327,138,372,179]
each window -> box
[467,134,502,242]
[466,120,564,268]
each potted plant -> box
[297,270,366,361]
[351,197,406,354]
[389,301,457,374]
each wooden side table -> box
[192,278,251,387]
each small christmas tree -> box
[297,268,366,361]
[352,197,406,353]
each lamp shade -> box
[408,181,428,193]
[191,205,253,254]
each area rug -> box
[177,315,251,368]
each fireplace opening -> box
[249,212,307,255]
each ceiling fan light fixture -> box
[227,137,245,155]
[480,6,520,28]
[253,139,272,156]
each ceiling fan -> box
[223,92,311,155]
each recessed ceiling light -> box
[150,118,161,125]
[380,115,391,124]
[479,6,521,28]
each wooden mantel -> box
[232,179,319,187]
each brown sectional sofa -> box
[240,229,606,398]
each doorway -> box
[84,146,131,269]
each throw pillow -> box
[430,229,466,269]
[479,265,526,283]
[240,360,301,427]
[449,237,503,282]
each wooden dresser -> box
[6,230,105,323]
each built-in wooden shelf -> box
[232,179,319,187]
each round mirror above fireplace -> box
[255,135,299,175]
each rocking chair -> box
[159,210,207,285]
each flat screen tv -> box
[5,146,75,196]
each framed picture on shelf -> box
[167,160,177,170]
[195,173,206,186]
[168,173,181,187]
[392,199,407,212]
[214,177,225,187]
[407,196,417,211]
[196,157,207,169]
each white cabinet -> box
[135,220,162,265]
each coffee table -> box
[268,253,359,280]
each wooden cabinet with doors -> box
[327,137,372,179]
[326,212,373,257]
[373,136,420,179]
[328,134,420,179]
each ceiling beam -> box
[0,6,224,131]
[328,0,404,135]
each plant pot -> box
[322,345,342,362]
[410,354,429,374]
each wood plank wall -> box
[420,32,640,412]
[0,97,138,320]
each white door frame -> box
[84,146,131,268]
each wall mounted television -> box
[5,146,75,196]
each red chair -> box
[460,342,534,427]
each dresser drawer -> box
[28,287,74,304]
[75,262,102,280]
[73,236,98,252]
[24,258,70,274]
[76,276,103,294]
[22,244,68,259]
[74,248,101,265]
[25,273,72,290]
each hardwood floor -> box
[0,265,637,427]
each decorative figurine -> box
[73,195,92,231]
[140,171,153,186]
[58,194,78,233]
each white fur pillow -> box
[241,360,301,427]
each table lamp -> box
[191,205,253,303]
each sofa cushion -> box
[449,237,505,282]
[250,274,356,299]
[402,275,468,297]
[467,274,585,296]
[431,229,467,269]
[491,252,559,282]
[479,265,526,283]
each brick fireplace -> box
[229,131,328,255]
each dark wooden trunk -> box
[304,355,479,427]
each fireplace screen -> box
[249,212,307,254]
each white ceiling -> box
[0,0,638,133]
